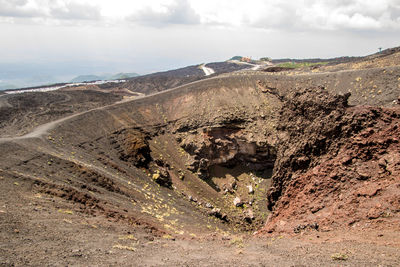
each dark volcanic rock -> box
[262,66,294,72]
[179,126,276,179]
[152,168,172,187]
[110,129,152,168]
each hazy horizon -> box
[1,0,399,89]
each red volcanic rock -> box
[263,88,400,234]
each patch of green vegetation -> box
[118,234,137,241]
[230,237,244,248]
[260,57,271,62]
[112,244,136,252]
[331,253,349,261]
[230,56,243,61]
[58,209,73,214]
[276,61,328,69]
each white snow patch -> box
[200,64,215,76]
[5,80,126,95]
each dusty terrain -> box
[1,49,400,266]
[0,90,122,137]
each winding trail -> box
[0,97,136,143]
[0,109,99,143]
[0,75,222,143]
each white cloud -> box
[98,0,175,18]
[0,0,44,18]
[1,0,399,31]
[0,0,101,21]
[295,0,400,30]
[0,0,399,79]
[193,0,400,31]
[49,1,101,20]
[127,0,200,27]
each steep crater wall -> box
[262,87,400,234]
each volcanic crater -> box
[1,50,400,266]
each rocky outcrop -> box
[151,158,172,187]
[263,87,400,233]
[152,168,171,187]
[178,126,276,179]
[267,87,351,209]
[110,129,152,168]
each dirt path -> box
[0,110,81,142]
[0,76,222,143]
[0,97,131,143]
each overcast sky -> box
[1,0,400,80]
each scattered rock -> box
[152,169,171,187]
[188,195,197,202]
[209,207,221,216]
[233,197,243,207]
[155,158,170,168]
[247,185,254,194]
[178,169,185,180]
[144,236,154,241]
[222,180,237,194]
[367,207,382,219]
[243,209,255,222]
[221,235,231,240]
[208,208,228,221]
[205,203,213,209]
[71,249,83,257]
[293,223,319,234]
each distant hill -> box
[0,74,61,91]
[110,73,140,80]
[123,61,251,94]
[70,75,103,83]
[70,72,139,83]
[230,56,243,61]
[0,83,17,91]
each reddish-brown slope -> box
[263,88,400,233]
